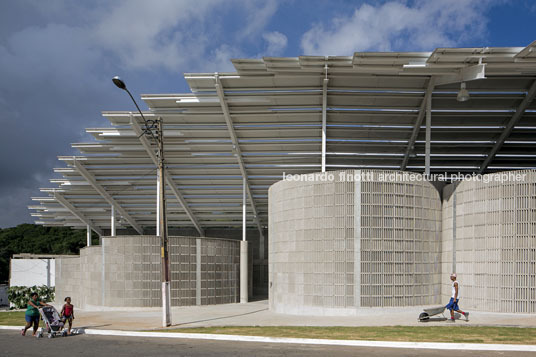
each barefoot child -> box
[60,297,75,335]
[21,292,49,336]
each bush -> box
[7,286,55,309]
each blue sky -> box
[0,0,535,227]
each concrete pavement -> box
[44,300,536,331]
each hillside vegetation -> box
[0,224,98,283]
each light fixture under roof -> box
[457,82,470,102]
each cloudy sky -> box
[0,0,535,228]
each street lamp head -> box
[112,76,127,90]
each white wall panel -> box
[10,259,55,287]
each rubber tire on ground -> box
[48,334,53,339]
[418,312,430,321]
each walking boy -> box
[446,273,469,322]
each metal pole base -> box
[162,281,171,327]
[240,241,248,303]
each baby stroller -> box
[37,306,66,338]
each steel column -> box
[321,67,329,172]
[156,169,161,236]
[240,176,248,303]
[86,225,92,247]
[110,205,116,237]
[425,88,432,177]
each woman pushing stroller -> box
[21,292,50,336]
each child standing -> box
[60,297,75,335]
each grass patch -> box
[157,326,536,345]
[0,311,25,326]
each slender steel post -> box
[425,89,432,178]
[46,259,50,287]
[86,225,91,246]
[156,170,161,236]
[452,187,457,274]
[242,177,246,242]
[157,119,171,327]
[321,65,328,172]
[110,205,116,236]
[240,176,248,303]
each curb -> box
[1,325,536,352]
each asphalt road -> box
[1,330,534,357]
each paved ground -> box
[2,330,534,357]
[45,300,536,331]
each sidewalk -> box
[57,300,536,331]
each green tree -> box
[0,224,98,283]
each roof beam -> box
[214,75,265,239]
[53,192,103,236]
[478,79,536,174]
[514,40,536,58]
[130,114,205,236]
[71,158,144,235]
[401,77,435,170]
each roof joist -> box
[130,114,205,236]
[53,192,103,236]
[478,79,536,174]
[215,74,265,238]
[29,43,536,232]
[71,158,143,234]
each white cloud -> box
[88,0,281,71]
[92,0,218,71]
[210,44,244,72]
[238,0,279,40]
[262,31,288,56]
[301,0,495,55]
[0,0,282,226]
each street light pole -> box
[156,118,171,327]
[112,76,171,327]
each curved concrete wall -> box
[55,235,240,309]
[269,170,442,315]
[442,170,536,313]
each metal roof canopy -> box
[30,42,536,234]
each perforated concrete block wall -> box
[55,256,81,305]
[269,170,442,315]
[442,170,536,313]
[198,237,240,305]
[55,235,240,309]
[102,235,161,307]
[359,172,442,308]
